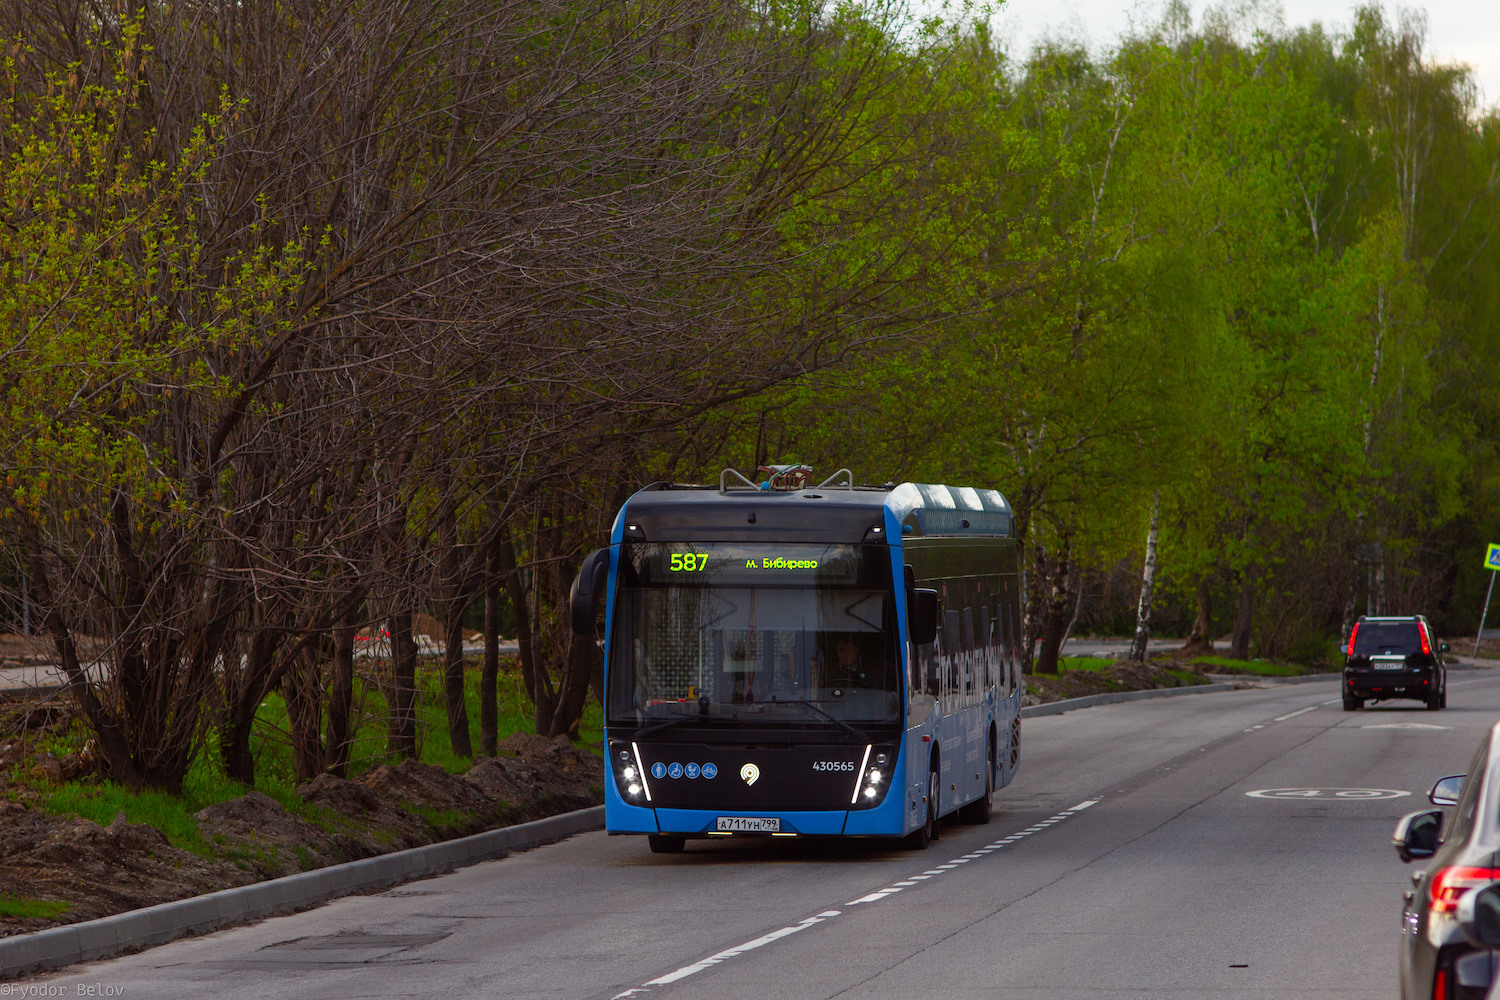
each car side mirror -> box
[1393,810,1443,863]
[1430,775,1465,807]
[909,589,939,646]
[1458,883,1500,947]
[569,548,610,637]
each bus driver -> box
[828,634,871,689]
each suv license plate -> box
[1372,659,1405,671]
[716,816,780,833]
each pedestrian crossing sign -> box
[1487,543,1500,572]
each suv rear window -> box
[1352,621,1422,656]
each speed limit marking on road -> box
[1245,787,1410,801]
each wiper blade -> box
[765,697,867,739]
[635,710,712,738]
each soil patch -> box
[1023,658,1207,706]
[0,731,603,938]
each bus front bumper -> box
[605,774,910,837]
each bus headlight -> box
[610,741,653,803]
[851,745,896,808]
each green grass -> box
[0,894,70,920]
[13,661,602,858]
[1057,656,1114,672]
[1185,655,1314,676]
[1167,669,1211,686]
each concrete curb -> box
[1021,682,1237,718]
[1205,672,1341,685]
[0,804,604,980]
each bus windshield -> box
[607,542,900,728]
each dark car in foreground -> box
[1394,721,1500,999]
[1344,614,1448,711]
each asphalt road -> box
[28,673,1500,999]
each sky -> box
[971,0,1500,109]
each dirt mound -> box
[0,802,249,938]
[195,792,341,878]
[465,735,601,821]
[0,732,603,939]
[296,773,434,856]
[1023,658,1206,706]
[359,760,498,835]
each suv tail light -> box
[1419,622,1432,655]
[1430,866,1500,913]
[1347,623,1361,656]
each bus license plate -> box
[716,816,780,833]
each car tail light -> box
[1347,623,1360,656]
[1419,622,1432,655]
[1430,866,1500,913]
[1435,966,1448,1000]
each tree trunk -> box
[1180,577,1215,656]
[1129,494,1161,663]
[444,605,473,758]
[439,505,473,758]
[1230,573,1254,660]
[27,554,142,787]
[223,631,276,786]
[326,615,355,778]
[499,536,554,731]
[1022,543,1043,673]
[286,648,324,784]
[1032,535,1075,675]
[482,540,500,757]
[548,631,599,738]
[387,611,418,759]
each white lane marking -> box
[1274,706,1318,721]
[1243,724,1265,732]
[1321,699,1341,705]
[1363,723,1449,730]
[621,799,1102,997]
[637,911,841,989]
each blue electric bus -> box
[569,468,1024,852]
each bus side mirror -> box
[910,589,939,646]
[570,548,610,637]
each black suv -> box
[1343,614,1447,711]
